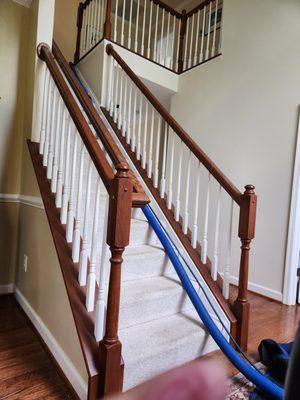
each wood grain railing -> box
[104,43,257,349]
[74,0,223,73]
[35,42,148,398]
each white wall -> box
[170,0,300,300]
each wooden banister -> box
[106,44,242,205]
[150,0,182,18]
[52,41,149,208]
[186,0,219,18]
[38,43,115,191]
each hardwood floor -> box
[207,290,300,374]
[0,295,76,399]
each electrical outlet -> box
[23,255,28,272]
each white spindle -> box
[43,79,53,166]
[107,56,114,111]
[94,195,109,341]
[205,2,212,60]
[114,0,119,42]
[128,0,133,48]
[110,61,116,116]
[183,151,191,234]
[39,69,50,154]
[66,133,78,243]
[159,8,165,64]
[175,142,183,222]
[194,11,201,65]
[199,7,206,63]
[212,184,221,281]
[136,93,143,160]
[131,86,137,151]
[142,102,148,169]
[223,198,233,299]
[183,18,190,70]
[61,119,72,225]
[56,108,67,208]
[170,15,176,69]
[113,65,120,123]
[167,130,175,210]
[154,5,159,61]
[192,162,201,248]
[154,116,161,187]
[96,0,102,41]
[51,97,62,192]
[79,161,93,286]
[117,69,123,129]
[81,12,86,55]
[86,179,101,312]
[86,4,92,51]
[201,173,210,264]
[189,13,195,68]
[72,144,85,263]
[147,0,153,58]
[147,107,154,178]
[126,80,132,144]
[122,74,128,136]
[165,12,170,67]
[175,17,180,72]
[212,0,218,56]
[135,0,140,52]
[121,0,126,46]
[47,89,58,178]
[92,0,97,46]
[160,123,168,197]
[141,0,147,55]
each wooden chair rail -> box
[52,41,149,208]
[37,43,115,192]
[106,44,242,205]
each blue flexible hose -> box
[142,204,284,400]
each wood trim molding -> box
[12,0,33,8]
[0,193,44,209]
[14,287,88,399]
[0,284,15,295]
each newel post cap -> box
[106,44,114,55]
[37,42,50,60]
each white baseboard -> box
[0,193,44,209]
[229,276,283,302]
[0,283,14,295]
[14,287,88,400]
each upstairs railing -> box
[75,0,223,73]
[102,44,257,349]
[36,42,148,397]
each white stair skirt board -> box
[0,284,14,295]
[14,287,88,400]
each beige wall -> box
[170,0,300,298]
[54,0,81,62]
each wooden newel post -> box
[74,2,84,63]
[104,0,112,40]
[233,185,257,351]
[99,163,133,397]
[178,10,187,74]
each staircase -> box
[28,1,257,398]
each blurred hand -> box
[112,360,228,400]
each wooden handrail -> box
[52,41,149,208]
[38,43,115,191]
[186,0,219,18]
[150,0,182,18]
[106,44,243,205]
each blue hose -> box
[142,204,284,400]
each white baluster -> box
[81,11,86,55]
[43,78,53,166]
[96,0,102,40]
[72,144,85,262]
[136,93,143,160]
[183,151,191,234]
[66,133,78,243]
[212,184,221,281]
[160,123,168,197]
[142,101,148,169]
[154,5,159,61]
[131,86,137,151]
[189,13,195,68]
[94,195,109,341]
[109,61,116,116]
[117,69,123,129]
[212,0,218,56]
[86,4,91,51]
[56,108,67,208]
[170,15,176,69]
[114,0,119,42]
[61,118,73,224]
[167,130,175,210]
[141,0,146,55]
[183,17,190,70]
[165,12,170,67]
[194,11,201,65]
[159,8,165,64]
[113,65,120,122]
[121,0,126,46]
[51,97,63,192]
[154,115,161,188]
[199,7,206,63]
[201,173,210,264]
[92,0,97,46]
[192,162,201,248]
[135,0,140,52]
[147,0,153,58]
[79,161,93,286]
[127,80,132,144]
[147,107,154,178]
[175,17,180,72]
[205,2,212,60]
[128,0,133,49]
[175,142,183,222]
[122,74,128,136]
[107,55,114,111]
[223,198,233,299]
[47,89,58,178]
[86,178,101,312]
[39,68,50,154]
